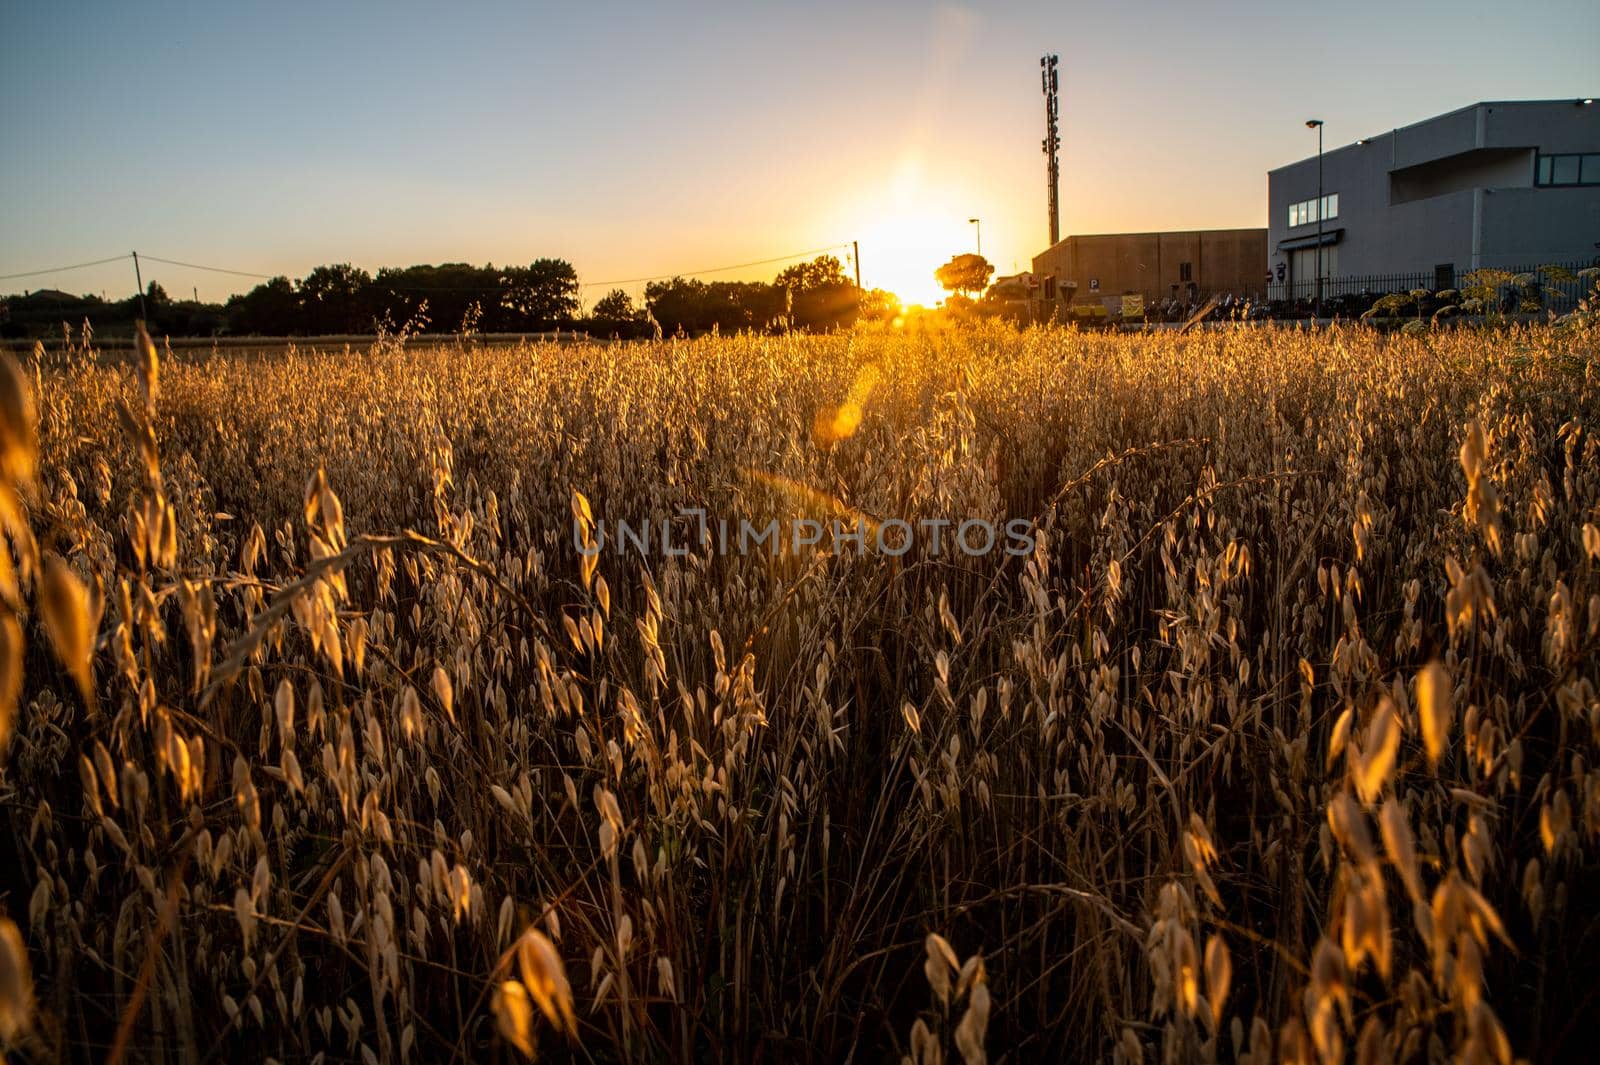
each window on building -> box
[1179,262,1193,282]
[1435,263,1455,290]
[1535,152,1600,187]
[1287,194,1339,227]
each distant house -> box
[1031,229,1267,317]
[979,272,1039,319]
[985,272,1037,300]
[1267,99,1600,299]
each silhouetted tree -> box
[775,255,859,330]
[935,254,994,298]
[857,288,901,322]
[371,263,481,334]
[644,278,784,336]
[585,289,648,338]
[501,259,579,329]
[6,253,885,339]
[225,276,301,334]
[638,256,878,336]
[774,255,849,292]
[299,263,373,333]
[591,289,637,321]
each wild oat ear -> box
[0,352,38,756]
[7,305,1599,1062]
[0,916,32,1044]
[40,554,95,710]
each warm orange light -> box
[823,157,986,307]
[811,363,881,446]
[859,212,964,307]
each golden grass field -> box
[2,311,1600,1063]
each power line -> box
[0,251,274,286]
[0,254,130,282]
[139,254,275,279]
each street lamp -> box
[969,218,982,256]
[1306,119,1324,319]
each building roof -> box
[1268,98,1598,173]
[1034,227,1266,258]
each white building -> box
[1267,99,1600,299]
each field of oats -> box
[2,314,1599,1064]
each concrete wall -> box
[1480,186,1600,265]
[1390,148,1533,204]
[1482,100,1600,154]
[1197,230,1269,294]
[1342,188,1478,276]
[1390,105,1480,169]
[1267,100,1600,285]
[1031,229,1267,302]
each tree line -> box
[1,255,897,340]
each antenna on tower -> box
[1041,54,1060,247]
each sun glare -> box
[859,211,967,307]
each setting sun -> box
[831,159,987,308]
[858,210,969,306]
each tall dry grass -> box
[2,310,1599,1063]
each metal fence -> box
[1267,259,1600,307]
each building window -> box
[1435,263,1455,290]
[1287,193,1338,227]
[1179,262,1192,282]
[1535,152,1600,186]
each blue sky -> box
[3,1,1596,305]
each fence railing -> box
[1267,259,1599,308]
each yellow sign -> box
[1121,294,1144,319]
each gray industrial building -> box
[1267,100,1600,299]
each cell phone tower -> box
[1041,54,1060,248]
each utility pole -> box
[131,251,147,321]
[1041,55,1061,248]
[852,240,863,317]
[1306,119,1324,319]
[969,218,982,256]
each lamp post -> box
[969,218,982,256]
[1306,119,1324,319]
